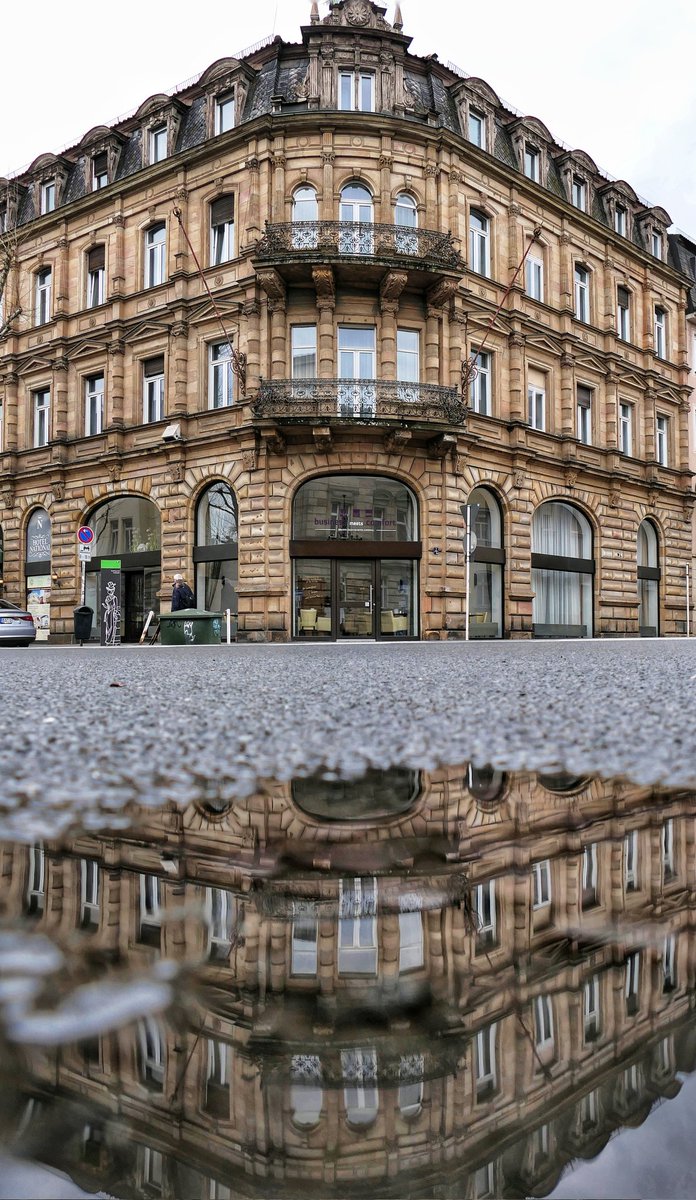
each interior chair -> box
[315,615,332,634]
[299,608,317,634]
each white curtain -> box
[532,504,592,630]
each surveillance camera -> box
[162,423,182,443]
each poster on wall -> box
[100,567,122,647]
[26,575,51,642]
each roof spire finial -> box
[393,2,403,30]
[310,0,320,21]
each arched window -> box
[291,185,318,250]
[637,519,660,636]
[195,482,238,626]
[394,193,418,254]
[339,183,374,255]
[537,772,590,793]
[467,764,507,805]
[292,768,420,822]
[469,209,489,276]
[532,502,593,638]
[342,1048,378,1126]
[468,487,504,638]
[290,1056,323,1127]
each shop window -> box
[638,519,660,635]
[467,487,504,638]
[293,476,417,542]
[531,502,594,638]
[194,482,238,625]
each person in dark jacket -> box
[171,573,195,611]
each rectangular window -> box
[338,71,374,112]
[26,843,45,915]
[80,859,100,929]
[291,325,317,379]
[338,878,377,974]
[617,286,631,341]
[528,384,546,431]
[652,230,662,259]
[205,887,234,961]
[526,255,543,301]
[532,860,551,909]
[35,267,52,325]
[475,1023,497,1098]
[142,1147,163,1192]
[33,388,50,448]
[524,144,539,181]
[663,935,677,992]
[143,356,165,424]
[40,180,56,214]
[338,326,376,414]
[624,829,638,891]
[619,402,633,456]
[214,93,235,135]
[474,1164,496,1199]
[399,909,424,972]
[209,342,234,409]
[139,873,161,943]
[85,373,104,436]
[138,1018,165,1087]
[475,879,497,950]
[534,994,554,1049]
[656,414,669,466]
[469,110,485,149]
[210,196,235,265]
[291,902,318,975]
[396,328,420,383]
[144,223,166,288]
[584,976,601,1041]
[662,819,675,881]
[615,205,627,236]
[574,265,589,322]
[625,950,640,1014]
[572,176,586,211]
[87,245,105,308]
[582,842,598,909]
[92,153,108,191]
[469,211,490,276]
[654,307,666,358]
[470,350,491,415]
[577,385,592,445]
[149,125,167,165]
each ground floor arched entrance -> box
[84,496,161,643]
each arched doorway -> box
[468,486,504,638]
[85,496,161,643]
[194,482,238,635]
[637,519,660,636]
[291,474,420,640]
[531,502,594,638]
[25,508,52,640]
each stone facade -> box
[0,0,693,641]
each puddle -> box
[1,765,695,1199]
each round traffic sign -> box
[77,526,95,545]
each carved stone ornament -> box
[168,463,185,483]
[452,452,467,476]
[257,268,287,310]
[108,463,121,483]
[384,428,411,454]
[52,482,65,502]
[345,0,373,25]
[1,486,14,510]
[380,269,408,307]
[242,448,258,473]
[609,489,621,509]
[266,430,287,456]
[312,266,336,309]
[564,469,578,489]
[513,470,526,489]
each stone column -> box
[425,305,440,384]
[425,162,439,228]
[644,386,656,460]
[380,302,398,381]
[52,356,69,441]
[508,328,525,422]
[559,231,573,312]
[321,147,335,220]
[54,235,69,317]
[170,319,189,416]
[110,211,125,298]
[560,348,575,438]
[106,340,125,429]
[271,151,286,223]
[605,367,618,450]
[313,267,336,377]
[270,303,286,380]
[3,372,18,451]
[448,303,466,392]
[243,298,262,393]
[678,399,690,473]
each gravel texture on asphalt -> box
[2,639,695,839]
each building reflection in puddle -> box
[1,765,695,1199]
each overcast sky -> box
[2,0,695,235]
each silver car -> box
[0,598,37,646]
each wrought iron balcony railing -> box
[254,221,464,271]
[253,378,466,424]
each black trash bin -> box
[73,605,94,644]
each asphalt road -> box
[2,639,696,838]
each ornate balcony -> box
[253,221,464,295]
[253,378,465,426]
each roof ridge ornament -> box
[393,2,403,30]
[323,0,392,29]
[310,0,320,22]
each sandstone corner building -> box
[0,0,693,642]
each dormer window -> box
[652,230,662,260]
[149,125,167,165]
[339,71,375,113]
[524,144,539,182]
[92,153,108,191]
[214,93,235,135]
[468,109,485,150]
[40,180,55,215]
[615,205,627,236]
[572,176,586,211]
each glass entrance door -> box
[339,561,375,639]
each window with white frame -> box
[35,267,52,324]
[572,175,586,211]
[141,1146,163,1193]
[144,223,166,288]
[394,193,418,254]
[26,843,45,915]
[657,1035,672,1074]
[532,860,551,909]
[526,253,543,301]
[532,1124,550,1167]
[397,328,420,388]
[580,1089,598,1130]
[92,152,108,191]
[399,908,424,972]
[619,402,633,456]
[143,356,165,424]
[40,180,56,214]
[291,901,318,975]
[474,1163,496,1199]
[574,265,589,322]
[662,818,675,881]
[468,109,485,149]
[209,342,234,409]
[475,879,497,949]
[663,935,677,992]
[475,1023,497,1098]
[656,414,669,466]
[528,383,546,431]
[654,307,667,358]
[84,373,104,437]
[534,994,554,1050]
[583,975,601,1041]
[338,70,375,112]
[470,349,491,415]
[80,859,100,928]
[139,873,161,941]
[624,829,638,891]
[291,325,317,379]
[577,385,592,445]
[617,286,631,341]
[338,878,377,974]
[292,185,319,249]
[524,144,539,182]
[87,245,105,307]
[582,842,598,909]
[342,1047,378,1124]
[204,887,235,961]
[33,388,50,448]
[206,1037,230,1092]
[0,399,4,452]
[149,125,167,165]
[210,196,235,265]
[614,205,627,236]
[469,210,490,276]
[138,1017,165,1088]
[214,92,235,135]
[398,1054,424,1117]
[625,950,640,1013]
[652,230,662,259]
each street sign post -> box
[460,503,480,643]
[78,545,93,563]
[77,526,94,545]
[77,528,95,606]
